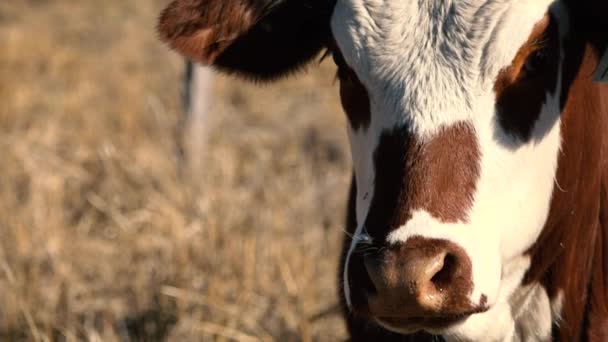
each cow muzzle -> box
[349,237,489,332]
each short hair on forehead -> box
[329,0,557,138]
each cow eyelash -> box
[531,36,549,49]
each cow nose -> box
[363,237,474,319]
[364,251,450,309]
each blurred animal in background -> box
[157,0,608,340]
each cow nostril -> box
[430,253,458,290]
[364,239,476,321]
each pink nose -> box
[363,237,480,322]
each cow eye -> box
[522,48,548,77]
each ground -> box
[0,1,350,340]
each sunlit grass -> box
[0,1,350,340]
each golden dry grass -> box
[0,1,350,341]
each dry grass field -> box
[0,1,351,341]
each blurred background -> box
[0,1,351,341]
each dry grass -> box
[0,1,350,341]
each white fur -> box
[441,257,554,342]
[551,290,565,329]
[334,0,569,339]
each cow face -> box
[158,0,602,338]
[333,0,569,336]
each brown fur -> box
[158,0,260,64]
[523,26,608,342]
[362,123,480,242]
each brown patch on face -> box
[364,123,480,241]
[340,122,481,324]
[331,46,371,130]
[494,15,560,140]
[343,124,479,318]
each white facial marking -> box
[334,0,569,337]
[511,284,553,341]
[441,256,533,341]
[442,259,553,342]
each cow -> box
[157,0,608,340]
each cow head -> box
[158,0,607,338]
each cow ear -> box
[158,0,334,81]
